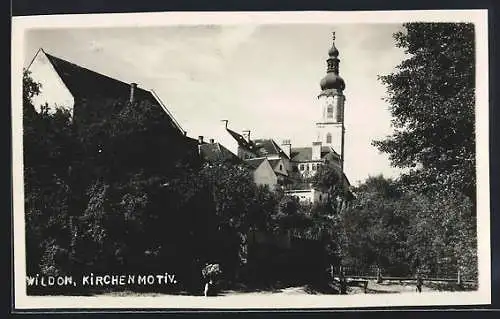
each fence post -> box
[376,266,382,284]
[339,269,347,295]
[457,269,462,286]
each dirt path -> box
[94,282,450,309]
[104,280,440,297]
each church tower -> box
[316,32,346,169]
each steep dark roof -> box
[199,142,240,164]
[290,146,340,162]
[39,50,185,134]
[225,129,289,159]
[268,159,281,168]
[244,157,268,170]
[44,51,154,101]
[226,128,254,150]
[252,139,289,159]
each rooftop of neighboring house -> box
[243,157,269,170]
[252,139,289,159]
[198,141,241,164]
[290,146,341,163]
[267,159,282,168]
[225,128,289,159]
[28,48,185,134]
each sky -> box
[24,23,408,185]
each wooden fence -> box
[331,266,477,285]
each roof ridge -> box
[43,51,147,91]
[246,156,267,160]
[27,48,44,70]
[150,89,185,134]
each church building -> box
[217,33,351,201]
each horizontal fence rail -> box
[331,266,477,285]
[343,275,477,284]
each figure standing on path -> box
[416,273,423,293]
[204,279,213,297]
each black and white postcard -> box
[11,10,490,310]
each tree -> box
[373,23,476,201]
[23,70,75,277]
[311,162,350,214]
[372,23,478,281]
[341,176,410,275]
[404,190,477,279]
[22,69,203,283]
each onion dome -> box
[328,42,339,58]
[320,32,345,91]
[320,73,345,91]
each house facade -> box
[244,157,280,191]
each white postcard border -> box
[12,9,490,310]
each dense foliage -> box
[373,23,476,201]
[23,69,284,293]
[361,23,478,279]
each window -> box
[300,164,304,171]
[312,164,316,171]
[326,133,332,144]
[327,104,333,119]
[279,164,283,171]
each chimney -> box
[129,83,138,103]
[221,120,229,129]
[209,138,215,144]
[242,130,251,143]
[312,141,322,160]
[281,139,292,158]
[198,136,204,144]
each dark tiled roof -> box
[44,51,155,102]
[199,142,240,164]
[290,146,340,162]
[226,128,254,150]
[252,139,289,159]
[39,50,185,134]
[244,157,268,170]
[268,159,281,168]
[290,147,312,162]
[225,129,289,159]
